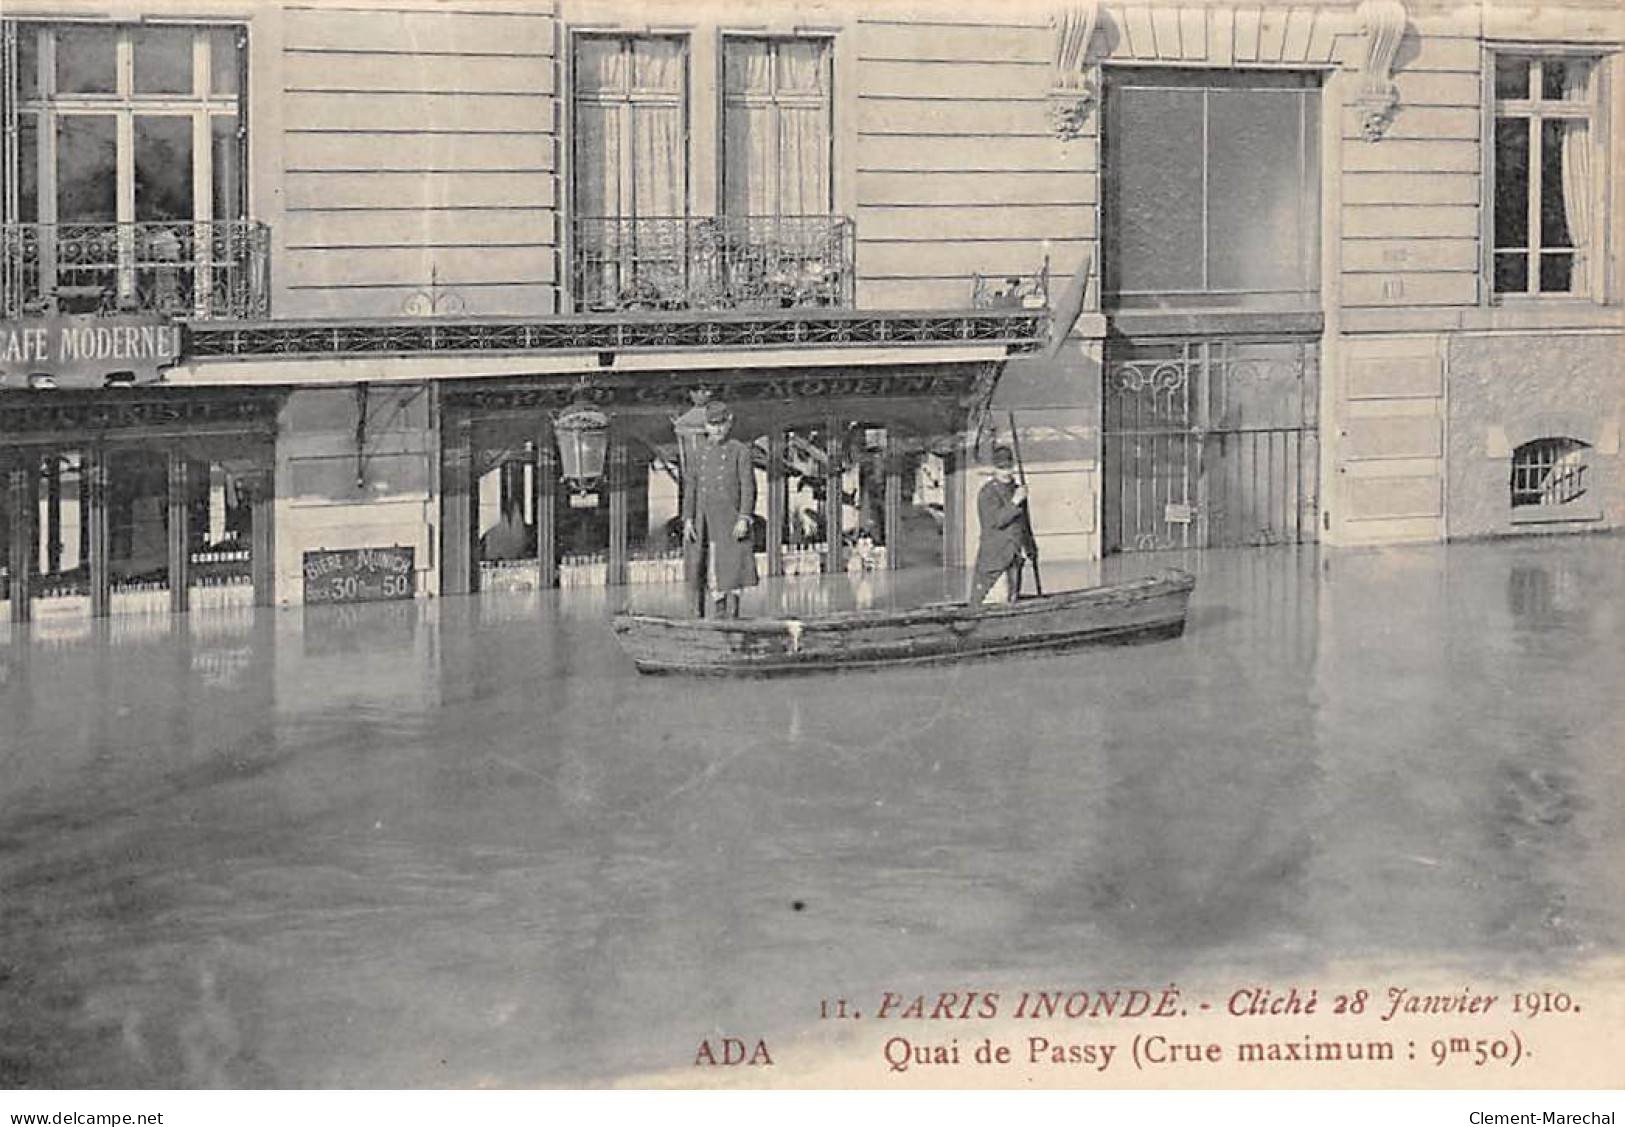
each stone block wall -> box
[1446,333,1623,539]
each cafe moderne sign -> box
[0,314,182,389]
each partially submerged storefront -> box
[443,360,1000,596]
[1,386,279,622]
[5,1,1621,627]
[99,306,1044,613]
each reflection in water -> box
[1509,563,1562,622]
[0,537,1621,1086]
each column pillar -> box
[250,447,275,607]
[607,433,628,586]
[167,449,191,614]
[440,414,474,596]
[7,460,33,623]
[499,459,516,517]
[824,417,844,575]
[536,417,558,589]
[764,430,785,577]
[79,456,91,586]
[86,447,111,617]
[44,456,61,576]
[884,431,902,571]
[944,435,966,572]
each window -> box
[722,37,832,218]
[572,35,687,225]
[1511,437,1590,509]
[1104,70,1320,311]
[2,22,247,314]
[1492,55,1601,297]
[720,38,846,310]
[570,34,687,310]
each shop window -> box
[31,451,89,601]
[1510,437,1590,509]
[1492,55,1604,298]
[557,491,610,585]
[187,456,258,600]
[2,440,266,615]
[108,449,171,592]
[894,446,946,571]
[842,424,888,572]
[471,439,543,592]
[477,446,536,564]
[1104,69,1320,311]
[631,444,684,585]
[781,426,830,574]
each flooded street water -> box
[2,536,1621,1088]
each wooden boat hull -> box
[611,569,1195,676]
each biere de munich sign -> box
[0,314,183,389]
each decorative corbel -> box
[1353,0,1409,141]
[1048,1,1101,142]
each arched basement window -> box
[1510,437,1590,508]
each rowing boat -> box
[610,569,1195,676]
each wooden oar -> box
[1007,411,1043,597]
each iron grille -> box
[571,215,854,313]
[186,310,1046,360]
[1,221,272,320]
[1103,336,1320,551]
[1511,437,1590,507]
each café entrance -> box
[1,388,279,621]
[437,364,994,595]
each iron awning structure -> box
[183,308,1047,360]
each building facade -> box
[1,0,1620,620]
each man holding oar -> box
[968,445,1036,606]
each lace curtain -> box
[1561,63,1592,290]
[573,36,684,221]
[723,38,830,217]
[572,36,686,305]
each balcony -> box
[571,215,854,313]
[1,221,271,320]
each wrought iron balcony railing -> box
[1,221,271,320]
[572,215,854,313]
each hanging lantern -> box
[553,401,611,493]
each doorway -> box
[1101,67,1323,551]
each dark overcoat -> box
[973,477,1029,576]
[684,438,760,591]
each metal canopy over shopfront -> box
[182,308,1046,360]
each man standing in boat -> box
[968,445,1031,606]
[683,400,759,618]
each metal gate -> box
[1103,336,1319,552]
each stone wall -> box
[273,384,438,605]
[274,2,562,318]
[1446,332,1623,539]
